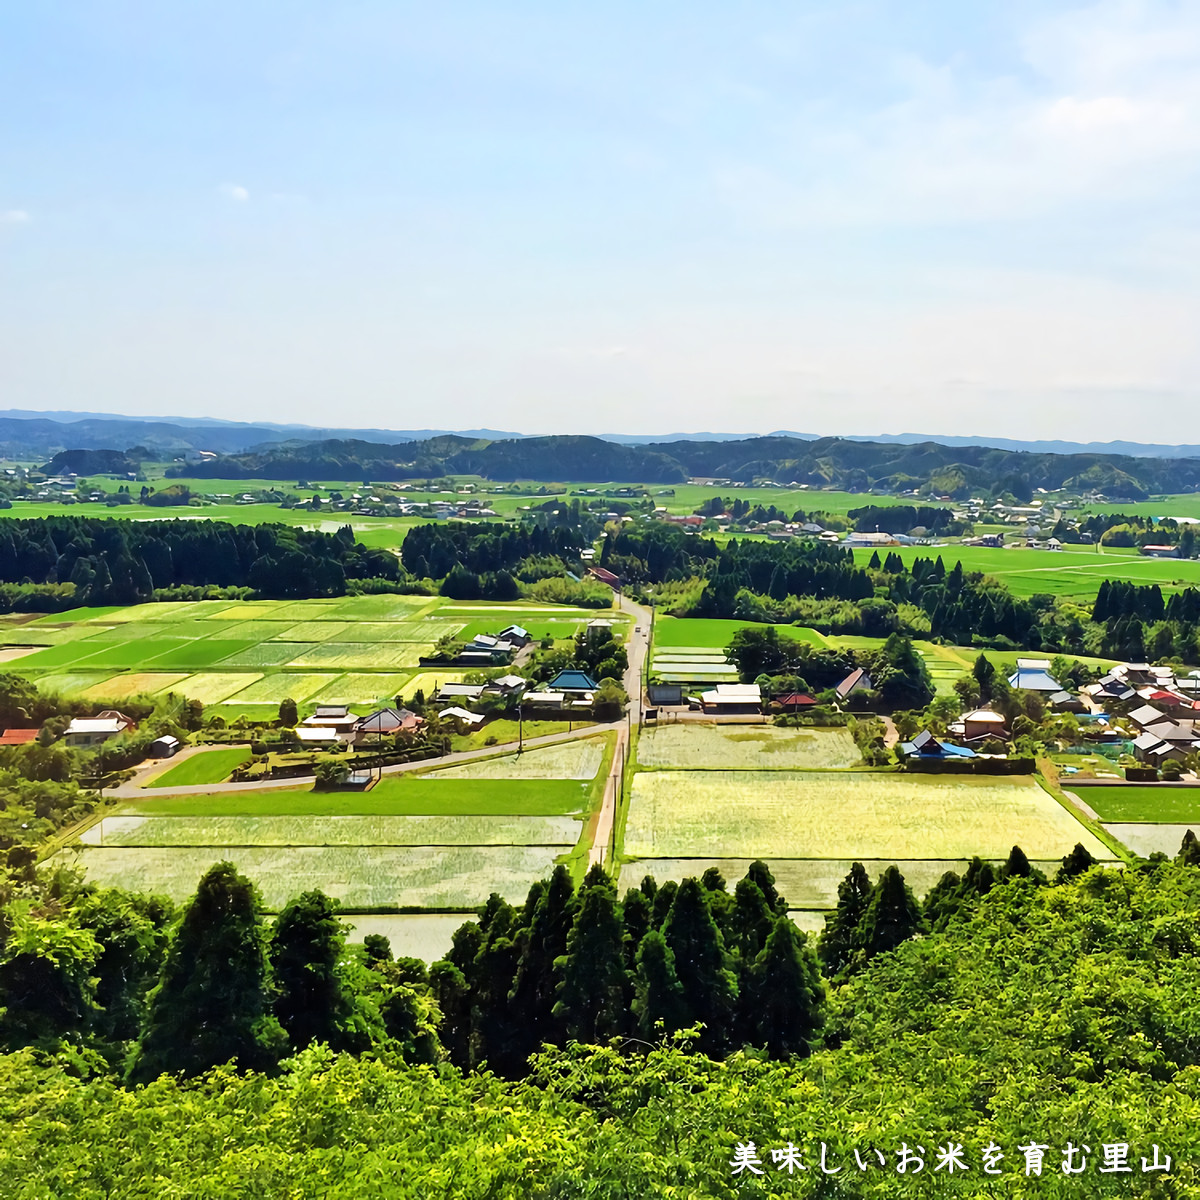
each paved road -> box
[588,591,652,870]
[107,724,613,799]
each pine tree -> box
[651,880,678,927]
[730,878,774,962]
[1178,830,1200,867]
[745,860,785,915]
[855,866,926,968]
[751,916,825,1059]
[429,960,470,1069]
[508,865,576,1056]
[621,887,652,972]
[553,871,628,1043]
[817,862,872,977]
[470,902,525,1077]
[922,870,964,934]
[631,930,688,1039]
[129,862,286,1083]
[1002,844,1045,882]
[662,878,738,1054]
[270,890,373,1052]
[1057,842,1097,882]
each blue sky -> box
[4,1,1200,439]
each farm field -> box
[652,617,825,649]
[61,730,612,913]
[145,748,250,789]
[623,771,1111,861]
[636,725,860,770]
[623,856,1061,910]
[1103,824,1200,859]
[81,812,582,848]
[2,595,619,713]
[1070,786,1200,823]
[342,913,466,960]
[59,843,567,910]
[848,543,1200,600]
[129,774,597,817]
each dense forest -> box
[170,432,1200,496]
[0,516,402,609]
[1,846,1198,1195]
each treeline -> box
[400,520,588,579]
[846,504,962,534]
[0,517,402,606]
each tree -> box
[873,633,934,709]
[661,878,738,1054]
[129,862,287,1083]
[631,930,688,1039]
[271,891,374,1053]
[745,860,786,915]
[278,697,298,727]
[1177,830,1200,867]
[1002,845,1044,882]
[973,654,997,703]
[750,917,825,1059]
[817,862,872,977]
[509,865,577,1056]
[429,960,471,1069]
[1057,842,1097,882]
[553,871,628,1044]
[855,866,926,968]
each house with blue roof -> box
[1007,658,1062,693]
[898,730,977,760]
[547,669,600,695]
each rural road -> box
[106,724,614,799]
[587,592,652,870]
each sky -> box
[4,0,1200,440]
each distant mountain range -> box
[4,409,1200,463]
[4,410,1200,497]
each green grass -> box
[129,775,594,817]
[623,772,1112,861]
[652,617,824,650]
[447,719,591,752]
[636,726,861,770]
[146,748,251,789]
[1070,785,1200,823]
[848,543,1200,600]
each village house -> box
[64,710,135,748]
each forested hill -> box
[170,433,1200,497]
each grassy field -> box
[3,595,620,714]
[623,771,1111,861]
[1070,786,1200,823]
[849,543,1200,599]
[145,748,250,789]
[652,616,825,650]
[636,726,860,770]
[82,812,581,848]
[129,775,595,817]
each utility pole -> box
[518,698,524,753]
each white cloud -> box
[0,210,30,223]
[219,183,249,202]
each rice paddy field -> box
[636,725,860,770]
[620,767,1112,915]
[58,733,615,945]
[1102,824,1200,859]
[1,595,621,714]
[628,857,1061,911]
[1069,785,1200,824]
[146,748,250,789]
